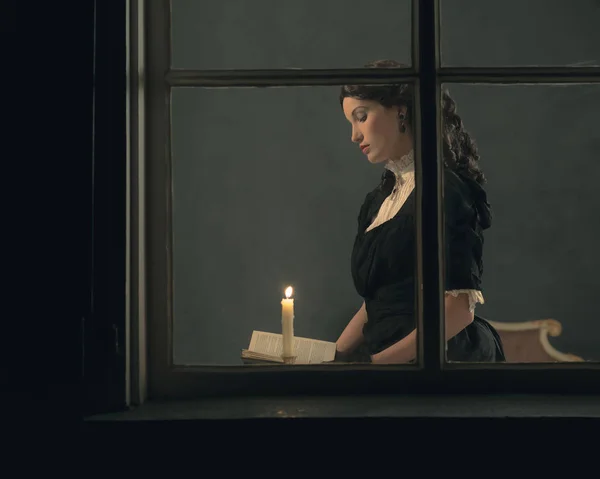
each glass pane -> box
[171,83,419,365]
[171,0,412,69]
[441,83,600,363]
[441,0,600,67]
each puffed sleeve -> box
[443,170,487,311]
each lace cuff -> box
[445,289,484,313]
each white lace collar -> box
[384,149,414,186]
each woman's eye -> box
[358,115,367,122]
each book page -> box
[248,331,336,364]
[248,331,283,358]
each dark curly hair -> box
[339,59,486,185]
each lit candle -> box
[281,286,294,358]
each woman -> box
[335,59,505,364]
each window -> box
[128,0,600,403]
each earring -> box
[398,113,406,133]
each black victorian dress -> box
[351,167,505,362]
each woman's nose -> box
[351,129,362,143]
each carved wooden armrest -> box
[486,318,584,363]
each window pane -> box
[441,0,600,67]
[441,83,600,363]
[171,85,419,365]
[171,0,412,69]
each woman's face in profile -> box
[342,97,408,164]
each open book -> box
[241,330,336,364]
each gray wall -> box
[169,0,600,364]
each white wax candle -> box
[281,286,294,357]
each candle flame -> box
[285,286,293,299]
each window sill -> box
[86,393,600,422]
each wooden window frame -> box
[126,0,600,404]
